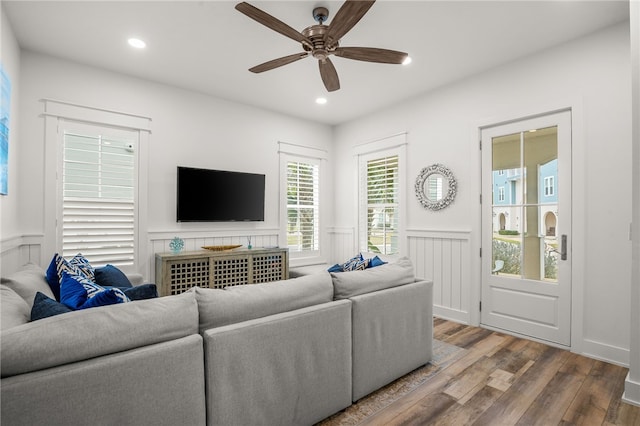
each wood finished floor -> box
[359,318,640,426]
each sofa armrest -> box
[350,279,433,401]
[1,335,206,426]
[126,273,144,286]
[203,300,352,426]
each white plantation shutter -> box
[361,154,399,255]
[286,160,319,252]
[62,130,137,266]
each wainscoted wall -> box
[406,229,472,324]
[0,235,43,276]
[323,226,473,324]
[327,227,355,265]
[147,229,280,281]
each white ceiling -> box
[3,1,630,125]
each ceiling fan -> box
[235,0,408,92]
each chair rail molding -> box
[406,228,472,323]
[0,234,44,275]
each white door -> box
[481,110,572,346]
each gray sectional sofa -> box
[1,257,433,426]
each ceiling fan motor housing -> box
[302,24,337,60]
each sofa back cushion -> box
[1,291,199,378]
[0,285,31,330]
[194,273,334,332]
[331,256,415,300]
[1,263,55,307]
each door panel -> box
[481,110,571,346]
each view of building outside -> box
[492,159,558,280]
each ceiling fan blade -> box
[334,47,408,64]
[325,0,376,47]
[319,58,340,92]
[236,2,312,48]
[249,52,309,73]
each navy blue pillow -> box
[94,264,132,288]
[327,264,344,273]
[31,291,73,321]
[120,284,158,301]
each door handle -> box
[560,234,567,260]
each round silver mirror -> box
[415,164,457,211]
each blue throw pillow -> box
[60,272,130,310]
[368,255,387,268]
[94,264,132,288]
[45,253,95,301]
[342,253,364,271]
[327,264,344,273]
[120,284,158,301]
[31,291,73,321]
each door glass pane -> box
[492,126,558,282]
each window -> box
[498,186,505,202]
[43,99,150,273]
[360,154,399,255]
[286,160,319,253]
[61,124,138,267]
[544,176,555,196]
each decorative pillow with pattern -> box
[60,271,130,310]
[342,253,364,271]
[46,253,95,301]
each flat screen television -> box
[177,166,265,222]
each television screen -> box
[177,166,265,222]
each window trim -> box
[278,142,327,265]
[355,133,407,257]
[43,99,150,275]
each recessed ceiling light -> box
[402,56,412,65]
[316,97,327,105]
[128,38,146,49]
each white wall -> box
[334,23,632,365]
[0,8,24,274]
[14,51,333,275]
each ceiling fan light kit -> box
[235,0,408,92]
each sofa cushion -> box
[1,291,199,378]
[60,271,129,310]
[1,263,55,307]
[194,273,334,332]
[94,264,132,288]
[0,285,31,330]
[331,256,415,300]
[31,291,74,321]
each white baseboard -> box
[433,305,470,324]
[623,373,640,407]
[582,338,629,367]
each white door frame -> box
[471,102,586,353]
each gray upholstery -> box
[1,263,55,306]
[350,280,433,401]
[0,285,31,330]
[1,334,206,426]
[194,272,333,331]
[289,263,331,277]
[1,256,433,426]
[1,291,199,377]
[331,256,415,299]
[204,300,352,426]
